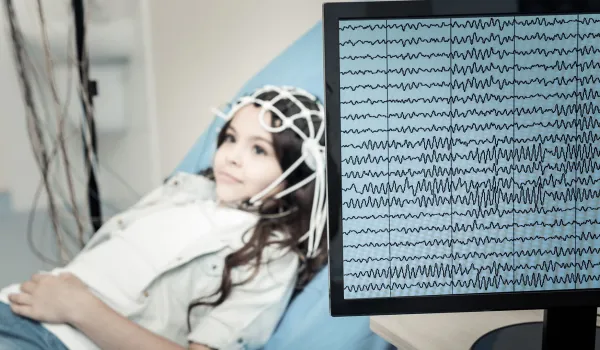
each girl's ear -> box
[279,179,288,192]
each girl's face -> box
[213,104,286,204]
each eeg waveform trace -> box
[339,15,600,299]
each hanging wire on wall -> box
[2,0,143,266]
[5,0,68,265]
[38,0,88,257]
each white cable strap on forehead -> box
[211,85,327,258]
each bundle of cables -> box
[2,0,135,266]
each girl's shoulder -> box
[160,171,218,200]
[125,172,220,215]
[166,171,215,189]
[262,230,297,261]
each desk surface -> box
[370,309,600,350]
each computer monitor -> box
[323,0,600,348]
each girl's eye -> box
[253,145,267,155]
[224,134,235,143]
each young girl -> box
[0,85,328,350]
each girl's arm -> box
[187,248,299,349]
[70,293,214,350]
[9,273,212,350]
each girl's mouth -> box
[217,171,242,184]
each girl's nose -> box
[226,145,243,165]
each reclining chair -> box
[173,22,393,350]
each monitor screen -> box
[324,0,600,316]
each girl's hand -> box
[8,272,93,324]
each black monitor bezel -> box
[323,0,600,317]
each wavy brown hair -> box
[186,90,328,330]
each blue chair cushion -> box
[173,21,392,350]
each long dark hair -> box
[187,90,327,329]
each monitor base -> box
[470,322,600,350]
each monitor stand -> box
[471,307,599,350]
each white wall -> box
[148,0,346,177]
[0,2,31,201]
[0,13,21,193]
[94,0,160,211]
